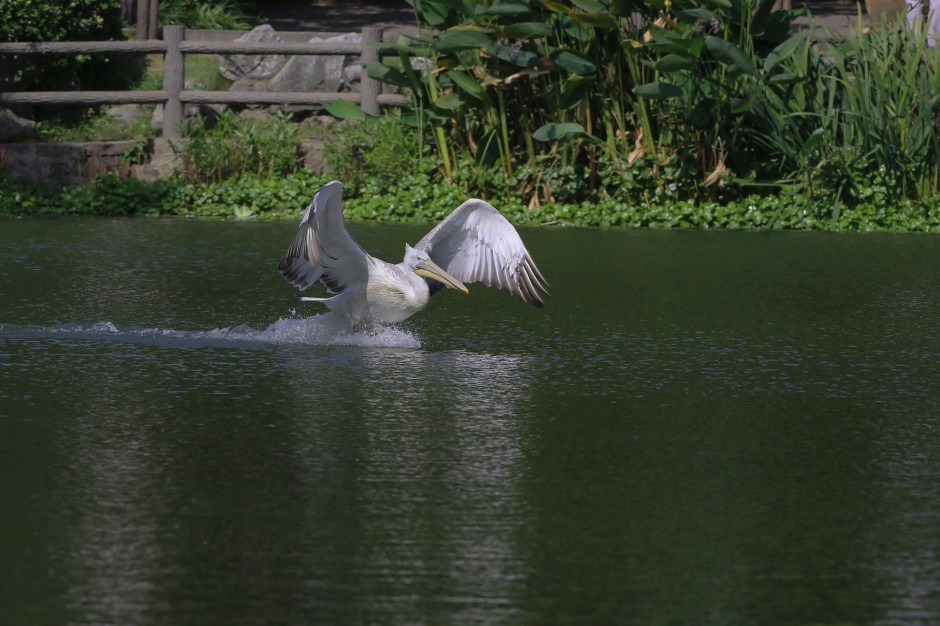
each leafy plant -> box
[323,112,434,190]
[159,0,258,30]
[174,108,303,185]
[0,0,137,95]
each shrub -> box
[174,109,303,184]
[0,0,133,93]
[159,0,258,30]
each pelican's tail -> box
[299,293,359,325]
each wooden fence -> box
[0,25,408,140]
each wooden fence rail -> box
[0,25,408,140]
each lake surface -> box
[1,218,938,626]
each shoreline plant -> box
[2,0,939,232]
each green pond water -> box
[0,218,938,625]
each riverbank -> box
[3,167,939,232]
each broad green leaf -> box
[558,75,594,109]
[532,122,600,144]
[502,22,554,38]
[390,39,434,56]
[730,97,751,113]
[483,42,539,68]
[655,53,695,72]
[802,127,825,152]
[768,71,802,84]
[552,49,597,75]
[571,0,607,11]
[435,28,491,52]
[634,80,683,99]
[433,92,465,110]
[364,62,411,89]
[411,0,455,27]
[561,14,594,41]
[322,100,374,121]
[678,8,717,23]
[570,11,618,29]
[475,128,502,167]
[481,2,530,16]
[541,1,570,12]
[649,28,698,55]
[447,69,485,99]
[705,36,755,76]
[764,32,806,72]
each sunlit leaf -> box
[364,62,411,88]
[433,92,465,109]
[634,80,683,99]
[322,100,375,122]
[532,122,601,144]
[447,69,485,99]
[571,0,607,11]
[481,2,531,16]
[541,1,570,13]
[502,22,554,38]
[483,42,539,68]
[570,11,618,29]
[764,32,806,72]
[552,49,597,75]
[435,28,491,52]
[655,53,695,72]
[705,36,755,76]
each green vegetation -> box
[0,0,140,95]
[174,109,304,184]
[2,0,940,231]
[159,0,259,30]
[349,0,940,211]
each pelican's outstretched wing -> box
[415,199,549,306]
[278,181,371,293]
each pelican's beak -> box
[415,259,469,293]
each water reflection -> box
[3,220,940,626]
[870,403,940,626]
[283,347,533,623]
[54,359,172,624]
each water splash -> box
[0,315,421,350]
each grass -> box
[32,50,234,143]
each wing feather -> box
[415,199,549,306]
[277,181,372,294]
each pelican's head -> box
[405,244,469,293]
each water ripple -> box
[0,316,421,350]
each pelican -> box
[278,181,549,326]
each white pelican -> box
[278,181,548,326]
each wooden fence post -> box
[360,27,382,116]
[136,0,149,41]
[162,25,185,140]
[148,0,159,40]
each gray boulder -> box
[219,25,288,81]
[0,107,37,142]
[267,33,362,95]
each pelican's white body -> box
[279,181,549,327]
[302,259,431,326]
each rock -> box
[218,25,288,81]
[267,33,362,95]
[105,104,147,125]
[151,101,228,133]
[0,107,38,142]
